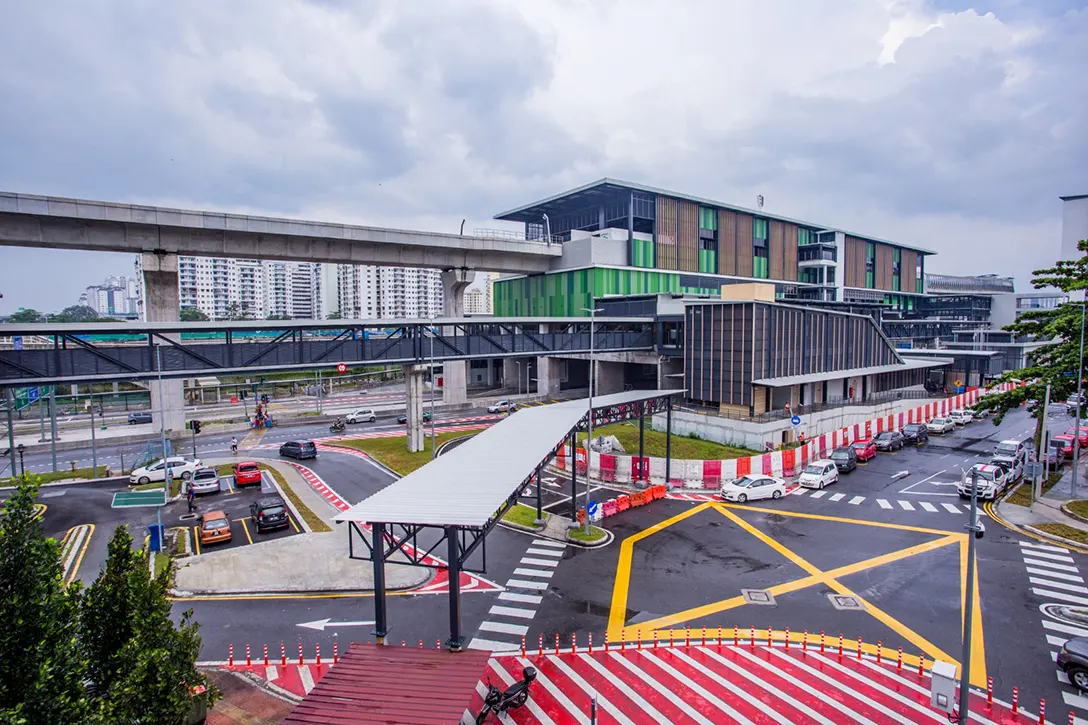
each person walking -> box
[230,436,238,455]
[186,481,196,513]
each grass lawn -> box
[577,422,758,460]
[502,503,542,528]
[153,551,171,578]
[335,430,484,476]
[3,466,110,487]
[1034,523,1088,546]
[1066,500,1088,521]
[568,525,607,544]
[133,478,182,497]
[1005,472,1062,507]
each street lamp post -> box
[957,467,983,724]
[1073,300,1086,498]
[581,305,604,534]
[430,319,437,459]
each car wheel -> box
[181,471,192,480]
[737,493,747,503]
[772,490,782,499]
[369,416,375,422]
[1071,666,1088,691]
[138,476,150,485]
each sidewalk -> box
[995,466,1088,534]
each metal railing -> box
[680,388,949,424]
[471,228,563,245]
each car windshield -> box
[970,468,996,481]
[876,433,892,441]
[732,476,759,488]
[238,464,257,472]
[995,443,1018,456]
[194,470,217,481]
[260,506,285,516]
[203,519,228,530]
[933,418,947,424]
[300,443,316,450]
[852,442,867,449]
[830,451,848,459]
[803,465,824,475]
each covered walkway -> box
[335,389,682,649]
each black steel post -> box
[638,402,646,484]
[371,522,389,643]
[570,431,578,522]
[665,398,673,486]
[445,526,464,651]
[534,463,544,524]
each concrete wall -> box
[595,361,626,396]
[537,357,562,398]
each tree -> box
[7,307,44,323]
[0,477,90,724]
[48,305,107,323]
[82,526,216,723]
[326,311,343,320]
[974,238,1088,444]
[180,306,209,322]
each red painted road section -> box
[222,642,1038,723]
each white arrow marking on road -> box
[891,471,910,481]
[297,618,375,631]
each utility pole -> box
[89,393,98,475]
[957,468,982,724]
[581,304,603,535]
[155,346,168,552]
[430,319,437,459]
[48,387,58,473]
[1039,382,1051,504]
[5,389,15,478]
[1074,300,1086,499]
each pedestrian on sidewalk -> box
[186,481,195,512]
[230,436,238,455]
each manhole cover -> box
[742,589,777,606]
[828,594,866,611]
[179,513,199,521]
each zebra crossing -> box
[467,538,567,653]
[670,488,978,516]
[1019,539,1088,717]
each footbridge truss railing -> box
[0,317,655,386]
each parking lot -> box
[163,469,302,555]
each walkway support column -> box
[403,364,426,452]
[569,431,578,522]
[638,402,646,485]
[665,398,673,488]
[441,270,475,407]
[445,526,464,651]
[142,252,186,434]
[534,463,545,526]
[371,522,388,644]
[537,356,561,399]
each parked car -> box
[851,438,877,462]
[279,440,317,460]
[949,409,973,426]
[957,463,1011,500]
[250,496,291,533]
[127,411,153,425]
[1052,434,1076,458]
[1057,636,1088,691]
[994,438,1031,460]
[1066,426,1088,448]
[199,510,232,546]
[799,460,840,489]
[488,400,517,414]
[1068,394,1087,415]
[346,408,376,424]
[233,461,262,487]
[719,474,786,503]
[397,411,432,424]
[969,406,991,420]
[875,431,905,452]
[927,417,956,434]
[989,454,1024,481]
[829,446,858,473]
[1044,439,1069,468]
[900,423,929,445]
[128,456,202,485]
[189,467,221,495]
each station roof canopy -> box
[751,357,951,388]
[334,389,680,529]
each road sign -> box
[1064,371,1076,377]
[588,500,599,518]
[1024,462,1043,479]
[954,380,963,388]
[12,336,22,351]
[111,490,167,508]
[336,363,348,374]
[790,415,801,426]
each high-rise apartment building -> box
[79,275,141,318]
[463,288,487,315]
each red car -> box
[851,438,877,462]
[1066,426,1088,447]
[233,461,263,487]
[1053,434,1077,456]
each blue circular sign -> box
[791,415,801,426]
[588,500,599,516]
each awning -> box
[751,358,951,388]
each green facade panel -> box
[492,268,682,317]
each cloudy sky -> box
[0,0,1084,313]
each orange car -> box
[199,510,232,546]
[233,461,262,487]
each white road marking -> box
[488,660,559,725]
[578,652,670,723]
[791,488,808,496]
[1023,550,1077,564]
[897,469,947,494]
[520,556,560,567]
[467,637,520,652]
[829,493,846,502]
[297,665,315,694]
[1044,619,1088,638]
[1033,588,1088,606]
[607,652,718,725]
[1026,567,1084,583]
[1030,577,1088,594]
[877,499,893,509]
[488,605,536,620]
[498,591,542,604]
[513,567,555,579]
[809,490,827,498]
[919,502,938,512]
[505,578,548,590]
[479,620,529,636]
[1048,634,1070,647]
[532,539,567,549]
[1021,541,1070,554]
[1062,691,1088,711]
[848,496,865,505]
[899,500,916,511]
[525,547,564,557]
[941,503,962,513]
[542,655,637,725]
[637,650,759,725]
[1023,557,1081,573]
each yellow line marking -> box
[723,501,958,537]
[191,526,201,556]
[33,503,47,520]
[64,524,95,586]
[240,518,253,545]
[983,500,1088,555]
[287,512,300,533]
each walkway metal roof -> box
[335,389,679,528]
[750,358,950,388]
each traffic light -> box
[192,420,202,434]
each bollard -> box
[1039,698,1045,724]
[838,633,844,658]
[588,632,593,654]
[653,630,658,650]
[246,643,251,667]
[316,643,321,666]
[638,630,643,651]
[401,640,406,647]
[228,643,234,667]
[437,640,442,650]
[734,626,739,647]
[670,629,675,649]
[419,640,423,649]
[605,636,609,653]
[572,633,577,655]
[803,630,808,652]
[556,633,560,656]
[918,654,925,677]
[1070,711,1076,725]
[522,636,526,657]
[621,631,626,652]
[897,646,902,672]
[263,643,269,667]
[1012,687,1019,715]
[540,634,544,656]
[333,641,339,664]
[987,676,992,704]
[876,641,882,664]
[702,626,706,647]
[281,642,286,667]
[751,626,756,648]
[784,627,790,650]
[684,627,690,648]
[298,642,303,665]
[857,636,862,660]
[820,631,825,654]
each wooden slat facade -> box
[901,249,917,292]
[677,200,699,272]
[735,213,754,277]
[768,220,785,280]
[718,209,737,276]
[883,244,895,291]
[655,196,678,270]
[875,243,890,290]
[784,222,799,281]
[845,236,867,288]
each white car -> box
[488,400,516,413]
[949,409,972,425]
[346,408,376,424]
[927,417,956,434]
[958,464,1010,500]
[188,467,222,495]
[720,474,786,503]
[798,460,839,489]
[129,456,202,485]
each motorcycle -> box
[329,422,346,434]
[475,666,536,724]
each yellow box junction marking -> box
[608,500,987,687]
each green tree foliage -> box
[48,305,112,323]
[0,477,90,724]
[180,306,209,322]
[975,239,1088,442]
[6,308,44,323]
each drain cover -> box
[742,589,777,606]
[179,513,199,521]
[828,594,866,611]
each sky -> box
[0,0,1085,313]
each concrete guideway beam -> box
[439,270,475,407]
[141,253,186,434]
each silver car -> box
[188,467,222,495]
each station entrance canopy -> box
[334,388,683,649]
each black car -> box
[279,440,317,460]
[1058,636,1088,691]
[397,411,433,424]
[829,446,857,473]
[900,423,929,445]
[250,496,290,533]
[127,411,153,424]
[875,431,905,451]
